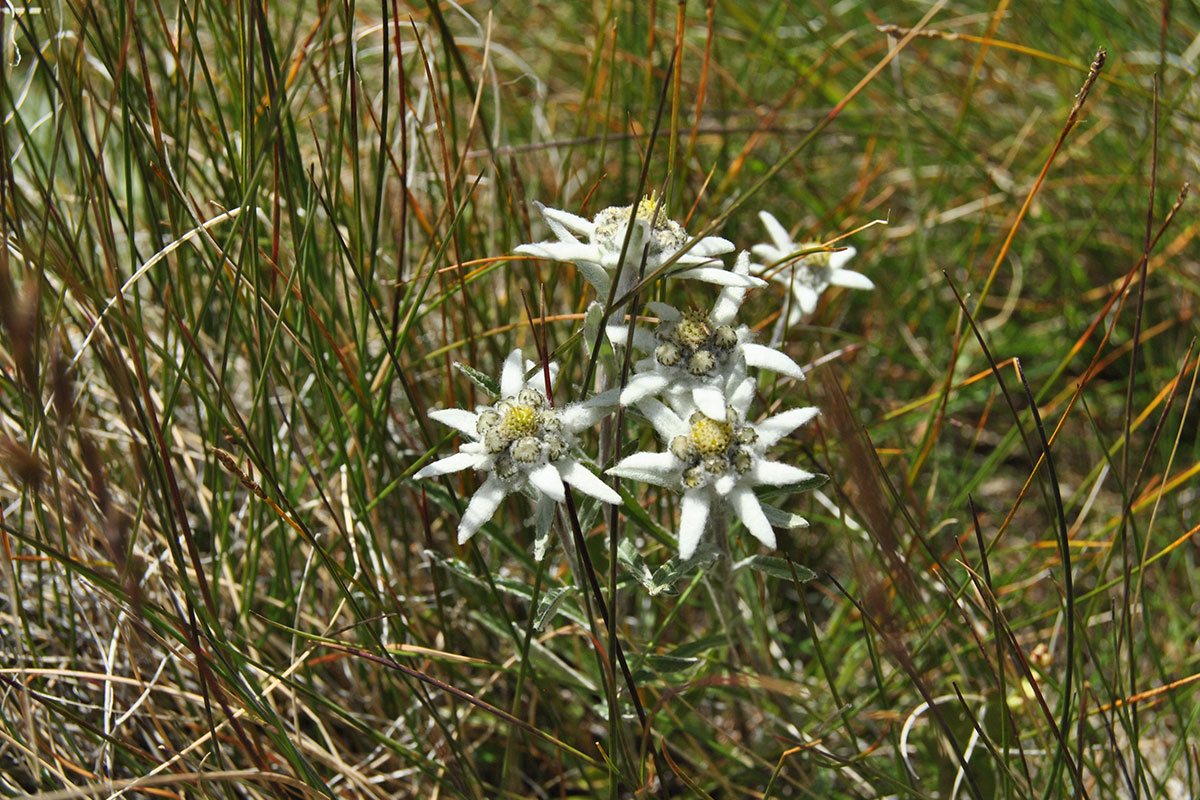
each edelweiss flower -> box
[415,350,619,544]
[515,196,759,297]
[752,210,874,326]
[607,377,820,559]
[611,252,805,420]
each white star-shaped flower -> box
[751,210,874,326]
[610,252,806,420]
[607,377,820,559]
[415,349,619,544]
[515,196,761,298]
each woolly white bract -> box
[608,377,820,560]
[515,196,760,297]
[610,252,806,420]
[414,349,619,544]
[752,210,874,326]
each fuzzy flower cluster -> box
[416,199,871,567]
[414,351,618,543]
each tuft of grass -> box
[2,1,1198,797]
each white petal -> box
[499,349,525,397]
[712,474,737,496]
[677,490,711,559]
[784,298,804,328]
[757,407,820,448]
[605,323,631,347]
[514,241,601,264]
[689,235,736,257]
[728,377,756,417]
[427,408,480,436]
[741,343,805,380]
[828,245,858,270]
[537,208,577,243]
[692,385,729,421]
[521,360,559,395]
[794,285,820,315]
[830,268,874,290]
[620,373,671,408]
[414,451,483,479]
[644,301,680,321]
[635,396,686,440]
[672,266,767,288]
[749,459,816,487]
[607,323,655,352]
[758,211,794,253]
[710,252,751,325]
[558,459,620,504]
[458,477,509,543]
[527,462,566,502]
[607,451,678,487]
[559,394,616,431]
[728,484,777,549]
[751,243,787,266]
[539,203,595,236]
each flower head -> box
[612,252,806,420]
[607,377,820,559]
[515,197,760,298]
[751,210,874,326]
[415,350,619,544]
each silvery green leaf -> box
[759,502,811,530]
[583,300,604,349]
[453,361,500,396]
[617,538,655,591]
[532,496,555,562]
[648,544,720,595]
[644,654,700,674]
[733,555,817,584]
[534,586,572,630]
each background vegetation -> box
[2,1,1198,797]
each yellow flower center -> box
[499,404,540,439]
[635,193,669,229]
[800,243,831,268]
[690,416,732,456]
[675,309,711,349]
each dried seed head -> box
[511,436,542,463]
[704,456,728,474]
[687,350,717,376]
[712,325,738,349]
[655,341,682,367]
[518,388,545,407]
[682,465,706,489]
[669,435,693,461]
[484,429,508,454]
[539,409,562,432]
[476,410,500,435]
[544,434,567,461]
[494,454,518,480]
